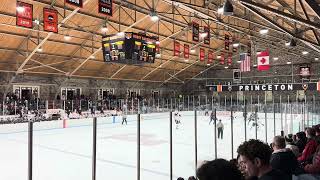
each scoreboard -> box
[102,32,157,64]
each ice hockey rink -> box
[0,110,314,180]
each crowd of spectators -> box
[177,125,320,180]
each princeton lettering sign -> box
[208,83,319,92]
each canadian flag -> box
[257,51,270,71]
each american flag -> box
[240,53,251,72]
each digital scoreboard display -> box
[102,32,157,64]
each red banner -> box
[199,48,205,61]
[208,50,213,64]
[174,41,180,56]
[228,53,232,66]
[220,53,225,65]
[192,21,199,42]
[65,0,83,8]
[184,44,190,59]
[204,26,210,45]
[43,8,58,33]
[99,0,114,17]
[16,1,33,28]
[225,34,230,51]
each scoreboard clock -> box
[102,32,157,64]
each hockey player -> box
[209,111,216,125]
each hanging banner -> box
[247,42,251,56]
[43,8,58,33]
[199,48,205,61]
[208,50,213,64]
[98,0,114,16]
[207,82,320,92]
[184,44,190,59]
[174,41,180,56]
[204,26,210,45]
[225,34,230,51]
[65,0,83,7]
[220,53,225,65]
[192,21,199,42]
[16,1,33,28]
[227,53,232,66]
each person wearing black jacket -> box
[295,132,307,153]
[270,136,303,180]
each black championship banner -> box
[192,21,199,42]
[184,44,190,59]
[16,1,33,28]
[99,0,113,16]
[225,34,230,51]
[204,26,210,45]
[207,83,319,92]
[43,8,58,33]
[65,0,83,7]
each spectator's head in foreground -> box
[237,139,272,178]
[196,159,243,180]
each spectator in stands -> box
[237,155,258,180]
[177,177,184,180]
[270,136,302,179]
[196,159,243,180]
[314,125,320,145]
[298,128,318,163]
[303,145,320,176]
[237,139,289,180]
[295,132,307,153]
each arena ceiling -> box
[0,0,319,86]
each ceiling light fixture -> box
[224,66,229,69]
[259,29,269,34]
[117,32,124,37]
[89,55,95,59]
[222,0,233,16]
[273,57,279,60]
[190,49,196,54]
[64,34,71,41]
[150,11,159,22]
[233,43,240,47]
[302,51,309,55]
[315,58,319,61]
[287,61,292,64]
[101,25,108,33]
[37,47,43,52]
